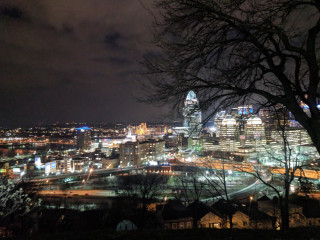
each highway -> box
[29,157,320,207]
[37,189,116,197]
[24,166,144,182]
[270,167,320,179]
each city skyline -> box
[1,0,320,237]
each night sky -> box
[0,0,168,126]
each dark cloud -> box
[104,31,121,49]
[0,6,25,20]
[0,0,168,126]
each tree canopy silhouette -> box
[144,0,320,153]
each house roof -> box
[187,201,220,220]
[257,195,271,202]
[211,199,237,216]
[303,201,320,218]
[162,200,192,221]
[241,207,275,220]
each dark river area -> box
[0,143,75,158]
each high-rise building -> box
[259,108,274,141]
[244,116,266,151]
[231,105,254,117]
[271,128,312,147]
[139,140,165,163]
[259,107,290,141]
[183,91,202,137]
[215,113,266,153]
[219,115,237,138]
[76,127,92,150]
[214,111,227,130]
[119,141,139,167]
[119,140,165,167]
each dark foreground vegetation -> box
[8,227,320,240]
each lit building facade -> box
[183,91,202,137]
[119,141,139,167]
[259,107,290,142]
[219,115,237,138]
[271,128,312,147]
[119,140,165,167]
[76,127,92,150]
[231,105,254,117]
[213,111,227,131]
[139,140,165,163]
[243,116,266,151]
[210,114,266,153]
[71,157,88,172]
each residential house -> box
[212,199,240,228]
[198,211,223,229]
[161,200,193,230]
[257,196,306,228]
[302,199,320,227]
[187,201,223,229]
[241,207,275,229]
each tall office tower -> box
[218,115,238,151]
[234,105,254,137]
[237,105,254,116]
[259,108,274,141]
[219,115,237,138]
[245,116,265,137]
[274,105,291,128]
[183,91,202,137]
[231,105,254,117]
[245,116,266,150]
[76,127,92,150]
[259,106,290,142]
[214,110,227,130]
[119,141,139,167]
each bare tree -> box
[0,177,35,225]
[202,158,230,201]
[144,0,320,154]
[200,157,238,228]
[174,158,238,227]
[236,108,310,229]
[172,166,205,204]
[118,174,167,227]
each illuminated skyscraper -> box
[214,110,227,130]
[219,115,237,138]
[183,91,202,137]
[76,126,92,150]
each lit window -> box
[179,222,184,229]
[186,222,192,229]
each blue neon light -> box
[76,126,91,130]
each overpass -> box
[24,166,145,183]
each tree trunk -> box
[229,214,233,229]
[280,188,290,230]
[304,119,320,155]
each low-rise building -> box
[257,196,307,228]
[161,200,193,230]
[198,212,223,229]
